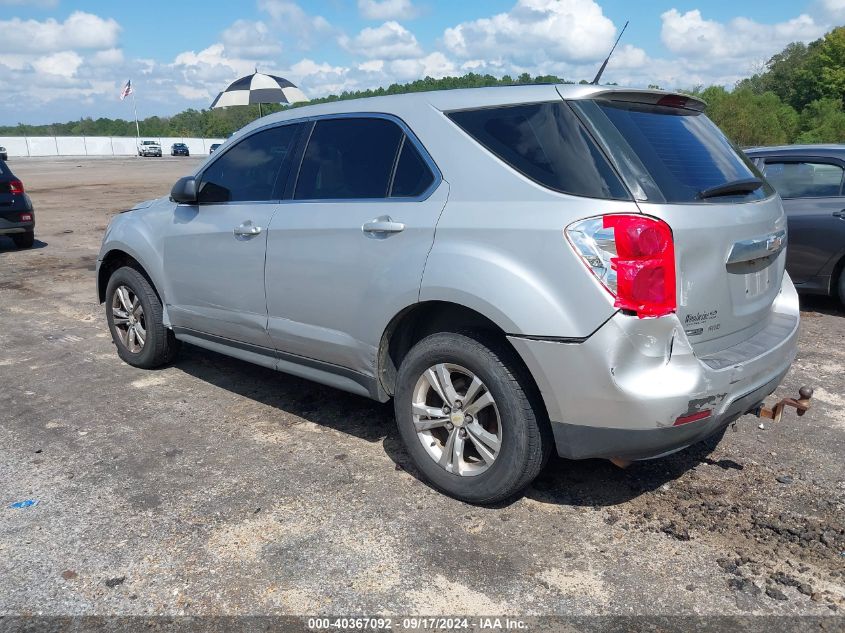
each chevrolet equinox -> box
[97,85,799,503]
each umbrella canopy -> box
[210,72,308,109]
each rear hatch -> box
[569,90,786,353]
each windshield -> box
[573,99,772,204]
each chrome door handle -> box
[233,222,262,237]
[362,216,405,234]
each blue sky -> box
[0,0,843,125]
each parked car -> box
[171,143,190,157]
[138,140,162,157]
[0,160,35,248]
[745,145,845,301]
[97,85,798,503]
[209,143,222,154]
[0,146,7,161]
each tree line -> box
[3,27,845,147]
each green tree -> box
[699,87,798,146]
[795,98,845,143]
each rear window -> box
[573,100,772,204]
[447,102,630,200]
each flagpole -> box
[131,88,140,148]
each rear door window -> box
[199,123,301,203]
[573,99,772,204]
[447,102,629,200]
[762,160,844,198]
[390,138,434,198]
[295,118,403,200]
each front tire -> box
[12,231,34,249]
[105,266,179,369]
[394,331,551,504]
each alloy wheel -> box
[111,285,146,353]
[411,363,502,476]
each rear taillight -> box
[9,179,24,195]
[19,213,32,222]
[565,214,676,318]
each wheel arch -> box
[376,300,547,420]
[97,248,163,306]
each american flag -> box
[119,80,132,101]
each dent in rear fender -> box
[509,275,799,431]
[419,240,617,337]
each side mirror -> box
[170,176,197,204]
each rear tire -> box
[12,231,34,249]
[105,266,179,369]
[394,331,551,504]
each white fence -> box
[0,136,225,157]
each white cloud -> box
[816,0,845,19]
[358,0,419,21]
[90,48,125,67]
[660,9,823,60]
[221,20,282,58]
[443,0,632,64]
[388,52,456,80]
[358,59,385,73]
[31,51,83,77]
[0,11,121,54]
[340,21,423,59]
[257,0,333,49]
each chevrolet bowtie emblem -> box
[766,235,783,252]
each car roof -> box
[745,144,845,158]
[237,83,705,137]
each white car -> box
[138,140,162,157]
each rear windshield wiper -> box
[698,177,763,200]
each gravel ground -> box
[0,157,843,618]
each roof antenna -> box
[591,20,629,85]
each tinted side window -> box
[763,161,844,198]
[295,118,403,200]
[447,102,629,200]
[390,139,434,197]
[199,124,300,203]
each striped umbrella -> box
[210,71,308,112]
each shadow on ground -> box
[173,342,726,509]
[0,236,48,252]
[799,294,843,317]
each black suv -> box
[0,160,35,248]
[171,143,190,157]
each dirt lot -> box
[0,157,843,618]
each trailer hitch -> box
[752,386,813,423]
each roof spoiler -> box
[589,89,707,112]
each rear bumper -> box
[0,204,35,235]
[509,274,800,461]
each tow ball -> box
[752,386,814,423]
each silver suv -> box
[97,85,799,503]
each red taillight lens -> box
[9,179,24,195]
[19,213,32,222]
[604,215,676,318]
